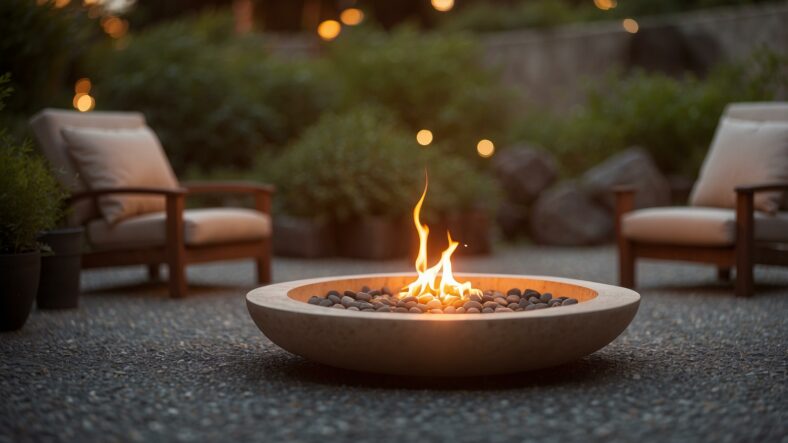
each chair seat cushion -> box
[622,207,788,246]
[87,208,271,249]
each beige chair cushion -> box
[622,207,788,246]
[61,126,179,225]
[689,117,788,214]
[29,109,147,225]
[86,208,271,249]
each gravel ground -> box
[1,245,787,443]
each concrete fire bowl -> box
[246,273,640,376]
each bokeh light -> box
[101,16,129,39]
[622,18,639,33]
[431,0,454,12]
[317,20,341,41]
[593,0,617,11]
[74,78,91,94]
[476,139,495,158]
[416,129,433,146]
[73,94,95,112]
[340,8,364,26]
[53,0,71,8]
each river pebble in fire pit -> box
[307,288,579,314]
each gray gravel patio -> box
[1,245,787,443]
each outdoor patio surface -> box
[1,245,786,443]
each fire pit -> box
[246,274,639,376]
[246,178,640,376]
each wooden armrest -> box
[181,181,275,196]
[735,182,788,195]
[68,187,187,205]
[180,181,274,214]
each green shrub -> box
[327,26,512,164]
[511,50,788,177]
[0,139,64,253]
[0,0,98,113]
[88,11,336,172]
[266,107,498,222]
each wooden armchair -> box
[614,102,788,297]
[30,109,274,298]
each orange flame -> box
[401,176,482,302]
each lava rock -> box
[562,298,579,306]
[308,296,321,305]
[341,296,356,307]
[356,292,372,302]
[319,299,334,307]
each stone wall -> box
[481,2,788,110]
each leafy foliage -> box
[0,0,98,113]
[266,107,497,221]
[0,139,64,253]
[510,50,788,176]
[88,11,337,172]
[327,26,512,164]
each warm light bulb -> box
[476,139,495,158]
[74,77,91,94]
[53,0,70,8]
[340,8,364,26]
[416,129,433,146]
[593,0,617,11]
[74,94,95,112]
[317,20,341,41]
[431,0,454,12]
[622,18,639,34]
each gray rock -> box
[582,147,671,210]
[492,145,559,204]
[531,181,613,245]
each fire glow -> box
[399,177,482,303]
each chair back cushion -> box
[690,105,788,214]
[61,126,179,224]
[29,108,147,225]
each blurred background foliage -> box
[510,50,788,177]
[0,0,785,223]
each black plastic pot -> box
[37,227,84,310]
[0,250,41,331]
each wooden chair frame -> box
[69,181,274,298]
[615,182,788,297]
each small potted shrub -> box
[0,139,63,330]
[36,219,83,310]
[268,107,422,259]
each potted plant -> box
[267,107,422,259]
[0,138,64,330]
[36,220,83,309]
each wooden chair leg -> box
[735,191,754,298]
[166,193,187,298]
[148,264,160,281]
[619,240,636,289]
[256,239,272,284]
[717,267,731,282]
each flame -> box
[400,176,482,302]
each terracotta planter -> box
[273,216,336,258]
[336,216,408,260]
[0,250,41,331]
[37,227,84,310]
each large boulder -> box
[530,182,613,245]
[582,147,671,210]
[492,145,558,205]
